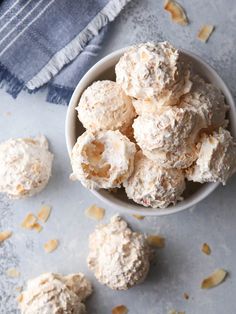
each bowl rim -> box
[65,46,236,216]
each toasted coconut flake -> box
[201,243,211,255]
[112,305,128,314]
[147,235,165,248]
[37,205,51,223]
[16,184,26,195]
[0,230,12,243]
[85,204,105,221]
[183,292,189,300]
[201,269,227,289]
[31,162,41,174]
[6,268,21,278]
[32,223,43,233]
[44,239,59,253]
[23,138,37,145]
[21,213,37,229]
[132,214,145,220]
[197,25,215,42]
[164,0,188,26]
[16,293,23,303]
[108,188,118,193]
[15,286,23,293]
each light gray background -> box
[1,0,236,313]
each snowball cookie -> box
[87,215,151,290]
[124,151,186,208]
[116,41,191,109]
[0,135,53,199]
[70,130,136,189]
[180,75,228,129]
[133,107,199,154]
[76,80,136,135]
[145,142,198,169]
[18,272,92,314]
[186,128,236,185]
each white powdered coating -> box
[132,98,160,115]
[87,215,150,290]
[124,152,186,208]
[0,135,53,199]
[115,41,191,108]
[70,130,136,189]
[18,273,92,314]
[180,75,228,129]
[144,142,198,169]
[77,80,136,134]
[186,128,236,185]
[133,107,198,153]
[145,142,198,169]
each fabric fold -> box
[0,0,130,104]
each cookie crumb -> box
[16,293,23,303]
[183,292,189,300]
[201,243,211,255]
[6,268,21,278]
[15,286,23,293]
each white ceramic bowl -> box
[65,47,236,216]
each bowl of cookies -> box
[65,41,236,216]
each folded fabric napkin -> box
[0,0,130,104]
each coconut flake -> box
[6,268,21,278]
[147,235,165,248]
[112,305,128,314]
[85,204,105,220]
[37,205,51,223]
[32,223,43,233]
[44,239,59,253]
[21,213,37,229]
[164,0,188,26]
[0,230,12,243]
[197,25,215,42]
[201,269,227,289]
[132,214,145,220]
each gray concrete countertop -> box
[1,0,236,313]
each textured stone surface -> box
[1,0,236,313]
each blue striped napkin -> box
[0,0,130,105]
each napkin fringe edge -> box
[0,62,25,98]
[47,84,74,105]
[26,0,131,91]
